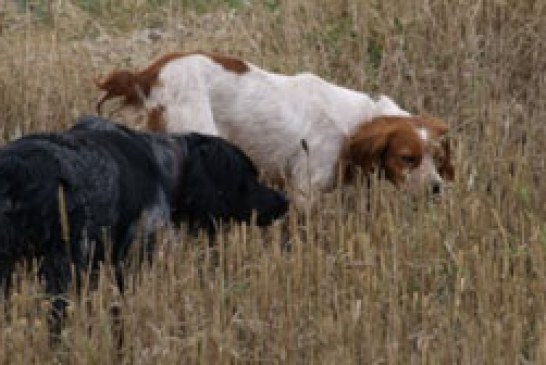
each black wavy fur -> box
[0,116,288,338]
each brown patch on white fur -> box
[95,51,249,114]
[147,105,166,132]
[206,53,249,74]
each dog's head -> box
[343,116,454,195]
[172,134,288,234]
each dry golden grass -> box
[0,0,545,363]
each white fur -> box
[143,54,435,205]
[418,127,429,142]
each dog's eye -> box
[401,155,418,166]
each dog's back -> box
[0,124,170,274]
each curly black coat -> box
[0,116,287,336]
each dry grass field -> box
[0,0,545,363]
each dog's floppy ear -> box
[173,136,232,236]
[342,119,393,177]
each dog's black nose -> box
[276,192,289,214]
[256,191,289,227]
[431,181,442,195]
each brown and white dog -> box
[96,51,454,207]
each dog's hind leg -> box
[39,243,72,344]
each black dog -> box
[0,116,288,337]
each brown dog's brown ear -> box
[342,122,391,179]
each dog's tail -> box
[95,52,186,115]
[95,70,146,115]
